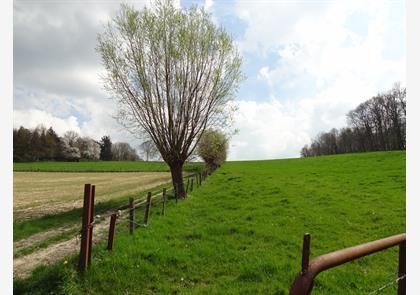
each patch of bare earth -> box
[13,224,79,256]
[13,214,114,279]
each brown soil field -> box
[14,172,171,221]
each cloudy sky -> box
[13,0,405,160]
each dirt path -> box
[14,224,79,256]
[13,215,115,279]
[14,190,166,279]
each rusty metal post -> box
[161,188,166,216]
[79,184,93,272]
[290,233,405,295]
[398,241,406,295]
[302,233,311,274]
[87,185,95,266]
[107,213,117,251]
[129,197,135,234]
[144,192,152,225]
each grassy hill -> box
[14,151,405,294]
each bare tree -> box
[112,142,139,161]
[97,1,243,198]
[300,144,311,157]
[138,140,159,161]
[301,84,406,157]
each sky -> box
[13,0,406,160]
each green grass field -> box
[14,151,405,294]
[13,161,203,172]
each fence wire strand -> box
[368,274,405,295]
[117,215,147,228]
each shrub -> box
[197,129,228,171]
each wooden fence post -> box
[161,188,166,216]
[79,184,93,272]
[144,192,152,226]
[107,213,117,251]
[196,173,199,186]
[129,197,135,234]
[199,172,202,186]
[87,185,95,266]
[186,178,190,194]
[190,178,194,192]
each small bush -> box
[197,129,228,171]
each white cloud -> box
[173,0,181,9]
[13,97,140,148]
[204,0,214,11]
[229,99,311,160]
[229,0,405,159]
[13,109,81,134]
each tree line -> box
[13,125,141,162]
[301,83,406,157]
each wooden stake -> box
[186,178,190,193]
[107,213,117,251]
[161,188,166,216]
[79,184,93,272]
[129,197,135,234]
[144,192,152,225]
[87,185,95,266]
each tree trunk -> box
[169,161,186,199]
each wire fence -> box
[78,168,212,269]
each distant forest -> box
[13,126,140,162]
[301,83,406,157]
